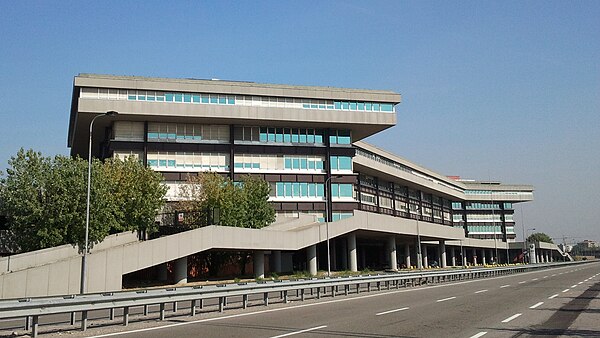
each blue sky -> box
[1,1,599,243]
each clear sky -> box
[1,1,598,244]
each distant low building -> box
[577,240,598,249]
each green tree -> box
[0,149,166,253]
[527,232,554,244]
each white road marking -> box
[270,325,328,338]
[530,302,544,309]
[549,294,559,299]
[469,332,488,338]
[532,278,538,281]
[502,313,522,323]
[500,285,510,288]
[571,285,577,288]
[518,281,527,284]
[552,274,557,276]
[376,307,410,316]
[562,289,570,293]
[436,296,457,302]
[543,276,548,279]
[578,282,583,284]
[475,289,488,294]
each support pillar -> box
[348,233,358,272]
[173,257,187,284]
[405,244,411,268]
[439,240,447,268]
[388,236,397,271]
[422,245,428,268]
[482,250,487,265]
[450,247,456,267]
[416,238,423,269]
[272,250,282,273]
[307,245,317,276]
[254,251,265,279]
[472,248,478,265]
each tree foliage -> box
[0,149,167,253]
[527,232,553,244]
[178,172,275,229]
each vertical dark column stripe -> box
[229,125,235,180]
[143,121,148,167]
[324,129,332,222]
[500,202,508,242]
[462,202,469,237]
[374,176,380,214]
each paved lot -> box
[2,262,598,337]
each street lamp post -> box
[80,111,118,294]
[324,175,342,277]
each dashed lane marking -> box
[502,313,522,323]
[549,294,559,299]
[436,296,457,302]
[562,289,570,293]
[270,325,328,338]
[469,332,488,338]
[375,307,410,316]
[500,285,510,288]
[530,302,544,309]
[475,289,488,294]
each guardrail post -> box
[264,292,269,306]
[191,300,197,316]
[109,308,115,320]
[81,310,88,331]
[331,286,336,297]
[70,312,76,325]
[317,287,321,299]
[31,315,39,338]
[377,281,381,291]
[123,307,129,326]
[345,285,349,295]
[367,282,371,292]
[223,296,228,307]
[25,316,31,331]
[143,305,149,316]
[243,294,249,308]
[283,290,288,303]
[199,299,204,309]
[219,297,225,312]
[173,301,177,313]
[301,289,305,301]
[160,303,165,320]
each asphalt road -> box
[4,262,599,338]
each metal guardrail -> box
[0,261,590,337]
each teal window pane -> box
[339,156,352,170]
[299,133,307,143]
[137,95,146,101]
[327,104,334,109]
[342,102,349,110]
[147,133,159,139]
[293,183,300,197]
[316,161,324,170]
[332,214,341,222]
[306,130,314,143]
[329,135,337,144]
[156,95,165,102]
[283,133,291,142]
[167,160,176,167]
[259,127,268,142]
[201,95,209,103]
[159,133,167,139]
[210,96,218,104]
[358,103,365,111]
[192,95,200,103]
[183,94,191,102]
[310,104,318,109]
[331,184,340,198]
[373,103,380,111]
[300,183,308,197]
[303,104,310,108]
[381,104,393,112]
[308,160,315,170]
[267,133,275,142]
[292,158,300,169]
[349,102,357,110]
[366,103,372,111]
[176,133,185,140]
[147,96,155,101]
[168,133,176,139]
[316,184,324,197]
[147,159,158,167]
[159,159,167,167]
[308,183,316,197]
[334,101,342,109]
[165,93,174,102]
[128,95,137,100]
[338,130,351,144]
[234,163,243,168]
[219,97,226,104]
[252,163,260,169]
[285,183,292,197]
[275,133,283,142]
[300,159,308,169]
[314,134,323,143]
[318,104,325,109]
[276,182,284,196]
[330,156,338,170]
[228,97,235,104]
[175,94,183,102]
[284,158,292,169]
[244,162,252,169]
[291,133,299,143]
[340,184,353,197]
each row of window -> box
[466,214,503,222]
[81,87,395,113]
[467,225,503,234]
[466,202,500,210]
[234,154,325,171]
[276,211,353,223]
[146,151,229,171]
[273,182,325,199]
[465,190,533,197]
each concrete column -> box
[254,251,265,279]
[272,250,282,273]
[405,244,411,268]
[546,252,550,263]
[423,245,428,268]
[416,239,423,269]
[462,248,467,266]
[482,250,487,265]
[348,233,358,272]
[340,238,348,270]
[388,236,397,271]
[307,245,317,276]
[173,257,187,284]
[450,247,456,267]
[439,240,447,268]
[472,248,478,265]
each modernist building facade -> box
[68,74,537,273]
